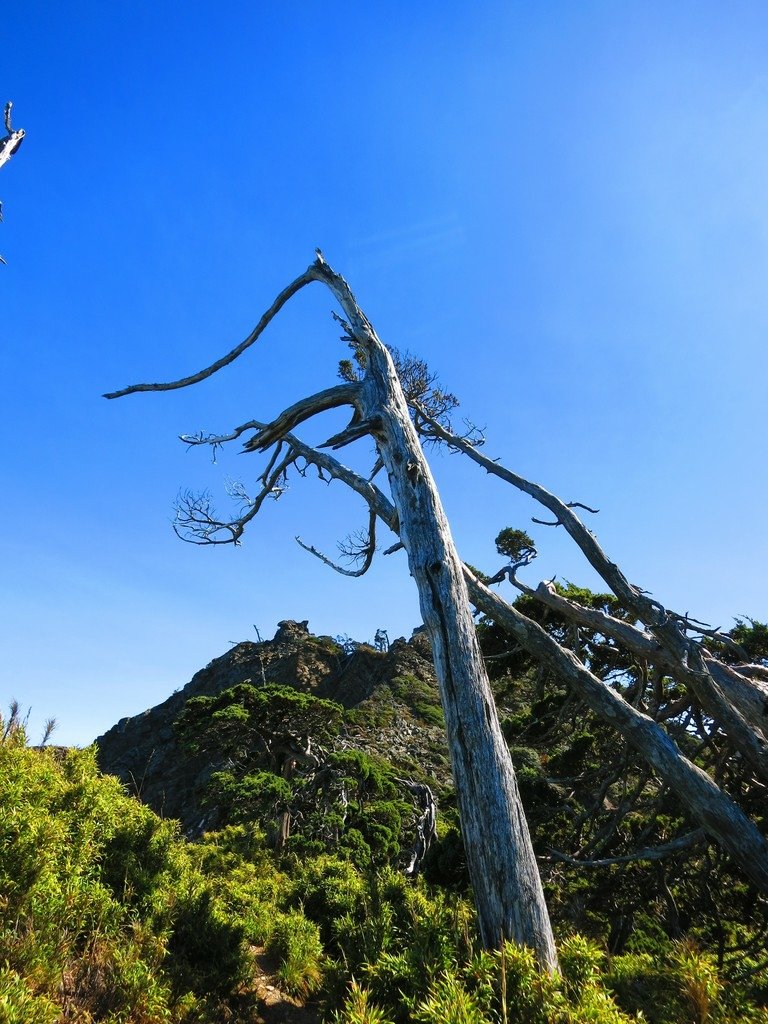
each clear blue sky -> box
[2,2,767,746]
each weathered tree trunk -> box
[106,254,559,969]
[314,260,558,970]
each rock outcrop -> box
[95,621,449,833]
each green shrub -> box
[266,911,323,996]
[165,884,249,998]
[287,855,367,945]
[363,951,419,1016]
[413,970,492,1024]
[0,728,261,1021]
[0,968,59,1024]
[559,934,605,1000]
[332,980,396,1024]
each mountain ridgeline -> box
[96,620,449,838]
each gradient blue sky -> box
[2,2,767,746]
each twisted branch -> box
[103,261,325,399]
[296,509,377,578]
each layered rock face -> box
[95,620,448,833]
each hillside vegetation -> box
[3,608,768,1022]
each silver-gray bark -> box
[106,253,559,970]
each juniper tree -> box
[106,253,559,969]
[107,251,768,963]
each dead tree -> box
[412,412,768,895]
[105,252,559,970]
[0,102,25,264]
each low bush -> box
[266,912,323,996]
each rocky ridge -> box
[95,620,450,833]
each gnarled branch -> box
[296,509,377,578]
[240,383,361,453]
[174,447,295,545]
[103,262,325,399]
[546,829,706,868]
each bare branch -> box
[180,421,260,448]
[173,490,239,545]
[320,414,382,450]
[240,383,361,453]
[486,546,538,587]
[532,581,666,663]
[0,102,25,172]
[278,428,398,531]
[295,510,377,578]
[546,829,706,868]
[416,408,653,618]
[531,503,598,528]
[174,447,295,545]
[104,262,325,399]
[569,501,600,514]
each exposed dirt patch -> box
[251,946,320,1024]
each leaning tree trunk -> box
[106,253,559,970]
[464,570,768,894]
[315,261,558,970]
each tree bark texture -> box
[313,259,558,969]
[107,254,559,971]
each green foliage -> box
[495,526,536,561]
[267,912,323,996]
[0,968,59,1024]
[729,617,768,665]
[332,980,396,1024]
[0,722,260,1021]
[3,709,767,1021]
[333,933,651,1024]
[181,680,419,868]
[412,971,492,1024]
[287,855,368,946]
[176,682,344,764]
[606,941,768,1024]
[207,768,292,825]
[388,673,445,728]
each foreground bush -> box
[0,722,258,1022]
[2,710,766,1023]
